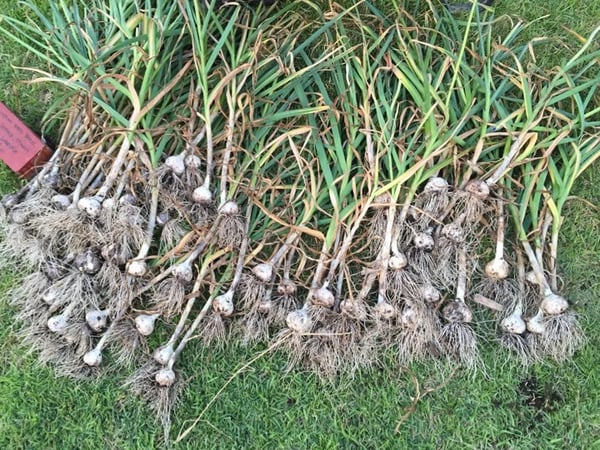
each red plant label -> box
[0,101,52,178]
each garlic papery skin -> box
[154,345,174,366]
[126,260,148,277]
[47,314,68,333]
[252,263,273,283]
[374,301,397,320]
[77,196,103,217]
[485,258,509,281]
[309,284,335,308]
[286,308,312,333]
[388,252,408,271]
[192,185,213,204]
[85,309,110,332]
[541,291,569,315]
[526,309,545,334]
[500,308,526,334]
[219,200,239,216]
[172,261,193,283]
[155,368,176,387]
[213,291,234,317]
[83,348,103,367]
[165,154,185,175]
[135,313,160,336]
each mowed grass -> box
[1,1,600,448]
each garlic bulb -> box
[257,300,273,315]
[424,177,449,192]
[400,306,418,329]
[500,307,526,334]
[309,285,335,308]
[374,301,397,320]
[85,309,110,332]
[485,258,510,280]
[127,260,148,277]
[101,243,129,266]
[155,368,177,387]
[1,193,19,208]
[465,179,490,200]
[541,292,569,315]
[9,207,29,224]
[526,309,545,334]
[413,231,435,251]
[165,153,185,175]
[192,185,212,204]
[47,314,68,333]
[77,196,102,217]
[213,291,234,317]
[252,263,273,283]
[388,252,408,270]
[172,260,193,282]
[154,345,174,365]
[74,250,102,275]
[219,200,239,216]
[135,313,160,336]
[441,223,465,243]
[102,197,116,210]
[420,285,441,304]
[286,308,312,333]
[42,288,58,306]
[340,300,367,321]
[83,348,103,366]
[442,300,473,323]
[277,279,297,297]
[118,192,137,206]
[42,260,64,281]
[157,210,170,226]
[184,153,202,169]
[51,194,71,210]
[372,193,392,208]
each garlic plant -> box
[1,0,599,440]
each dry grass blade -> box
[175,337,286,443]
[394,367,458,433]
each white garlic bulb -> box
[135,313,160,336]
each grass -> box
[1,1,600,448]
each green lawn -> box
[1,1,600,449]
